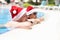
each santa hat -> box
[26,6,34,15]
[10,6,26,21]
[26,6,34,12]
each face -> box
[28,12,37,19]
[16,14,27,22]
[16,12,37,22]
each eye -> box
[13,10,16,14]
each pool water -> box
[37,12,44,18]
[0,8,12,34]
[0,8,12,24]
[0,27,10,34]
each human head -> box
[16,14,27,22]
[10,6,27,22]
[27,12,37,19]
[26,6,37,19]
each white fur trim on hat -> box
[26,8,47,15]
[26,8,39,15]
[12,8,26,21]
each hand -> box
[27,19,40,24]
[27,18,44,24]
[39,17,44,22]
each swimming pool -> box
[0,9,44,34]
[0,26,10,34]
[0,8,12,34]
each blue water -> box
[37,12,44,18]
[0,8,12,24]
[0,8,12,34]
[0,27,10,34]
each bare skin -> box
[27,12,44,24]
[27,12,37,19]
[5,14,33,30]
[16,14,28,22]
[5,12,44,30]
[5,21,33,29]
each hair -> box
[29,12,37,16]
[28,12,37,19]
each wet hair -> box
[33,12,37,15]
[29,12,37,16]
[28,12,37,19]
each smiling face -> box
[27,12,37,19]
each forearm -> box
[5,21,32,28]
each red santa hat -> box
[26,6,34,15]
[10,6,26,21]
[26,6,34,12]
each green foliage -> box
[28,0,41,5]
[48,0,55,4]
[47,4,55,6]
[20,0,55,6]
[23,3,31,8]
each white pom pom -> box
[13,10,16,14]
